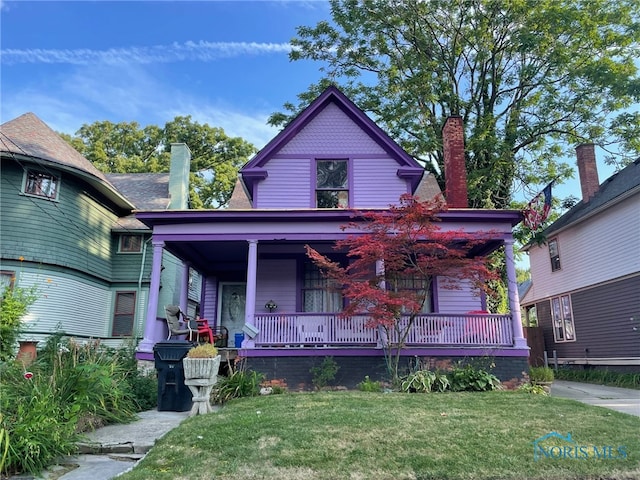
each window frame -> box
[301,259,344,313]
[112,291,136,337]
[23,169,60,200]
[548,238,561,272]
[118,234,143,253]
[315,159,349,209]
[0,270,16,293]
[550,294,576,343]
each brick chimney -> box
[169,143,191,209]
[576,144,599,202]
[442,116,468,208]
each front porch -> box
[251,312,514,348]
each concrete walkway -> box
[550,380,640,417]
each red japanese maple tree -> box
[306,195,499,384]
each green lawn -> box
[119,391,640,480]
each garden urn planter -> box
[183,355,221,381]
[182,355,221,416]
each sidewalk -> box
[550,380,640,417]
[12,409,192,480]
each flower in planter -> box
[186,344,218,358]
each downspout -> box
[137,237,151,338]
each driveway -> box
[550,380,640,417]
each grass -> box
[118,391,640,480]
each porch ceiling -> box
[161,237,505,277]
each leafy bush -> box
[358,375,383,392]
[448,364,501,392]
[529,366,554,383]
[518,383,549,395]
[310,356,340,390]
[0,335,153,477]
[0,283,39,362]
[401,370,450,393]
[212,358,264,404]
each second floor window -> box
[24,170,59,200]
[316,160,348,208]
[548,239,561,272]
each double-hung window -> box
[112,291,136,336]
[302,260,343,312]
[387,274,433,314]
[548,239,561,272]
[316,160,348,208]
[551,295,575,342]
[24,170,59,200]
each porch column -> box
[138,240,165,354]
[179,262,190,315]
[505,238,527,348]
[243,239,258,348]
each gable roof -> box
[240,86,425,196]
[542,157,640,238]
[0,112,134,210]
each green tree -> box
[61,116,257,208]
[271,0,640,208]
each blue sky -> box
[0,0,622,205]
[1,1,332,149]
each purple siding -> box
[352,157,408,206]
[436,279,484,313]
[256,259,298,313]
[202,276,218,323]
[256,158,311,209]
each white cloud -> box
[1,41,294,66]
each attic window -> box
[24,170,59,200]
[316,160,348,208]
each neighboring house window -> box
[548,239,561,271]
[0,270,15,293]
[112,291,135,336]
[302,260,342,312]
[119,235,143,253]
[24,170,59,200]
[524,305,538,327]
[551,295,575,342]
[316,159,348,208]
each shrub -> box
[554,367,640,389]
[0,335,151,477]
[358,375,383,392]
[310,356,340,390]
[0,283,39,362]
[518,383,549,395]
[529,366,554,383]
[401,370,450,393]
[448,364,501,392]
[212,357,264,404]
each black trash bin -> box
[153,341,195,412]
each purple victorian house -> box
[136,86,528,387]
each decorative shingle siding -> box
[278,103,386,156]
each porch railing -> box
[253,313,513,347]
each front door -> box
[218,282,246,344]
